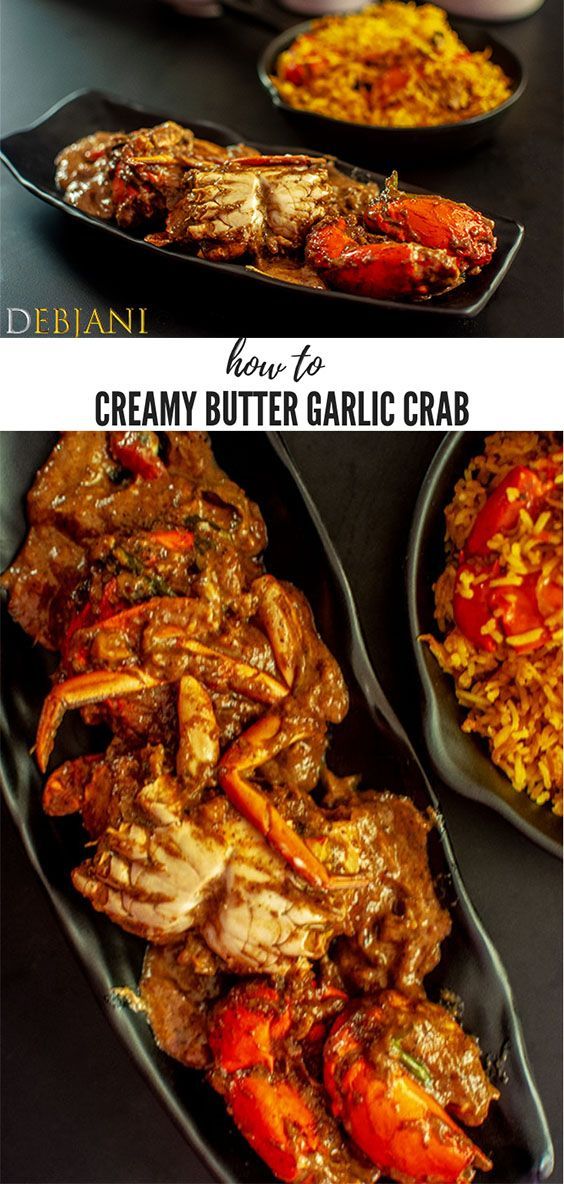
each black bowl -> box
[407,430,563,860]
[258,20,526,167]
[0,432,554,1183]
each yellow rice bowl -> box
[423,432,563,815]
[274,2,513,129]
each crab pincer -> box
[209,982,321,1183]
[323,993,497,1184]
[209,981,497,1184]
[365,172,496,274]
[208,981,355,1184]
[306,218,461,300]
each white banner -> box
[1,336,563,430]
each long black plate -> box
[0,432,553,1183]
[0,90,524,319]
[407,430,563,860]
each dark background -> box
[1,0,563,337]
[2,432,562,1184]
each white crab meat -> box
[261,160,332,252]
[176,166,264,260]
[165,156,332,260]
[72,777,341,972]
[202,839,333,970]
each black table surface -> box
[2,432,562,1184]
[1,0,562,337]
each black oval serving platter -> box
[258,20,526,165]
[0,90,523,319]
[0,431,554,1183]
[407,430,563,860]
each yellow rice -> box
[423,432,563,815]
[274,2,512,129]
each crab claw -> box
[324,995,495,1184]
[209,981,292,1073]
[208,981,349,1184]
[365,172,496,274]
[218,1070,322,1183]
[306,218,461,300]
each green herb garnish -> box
[113,546,175,597]
[390,1039,432,1085]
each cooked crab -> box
[135,954,498,1184]
[54,122,498,302]
[55,122,245,227]
[148,155,334,259]
[2,431,500,1184]
[44,740,449,983]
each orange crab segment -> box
[209,982,292,1073]
[209,983,321,1183]
[306,218,461,300]
[35,667,161,772]
[365,172,496,273]
[227,1074,320,1183]
[142,529,195,552]
[219,713,365,890]
[324,1011,492,1184]
[109,431,166,479]
[331,1065,491,1183]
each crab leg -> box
[149,628,289,704]
[253,575,303,690]
[219,714,364,891]
[67,596,213,644]
[36,668,162,772]
[176,674,219,787]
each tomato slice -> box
[465,466,545,558]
